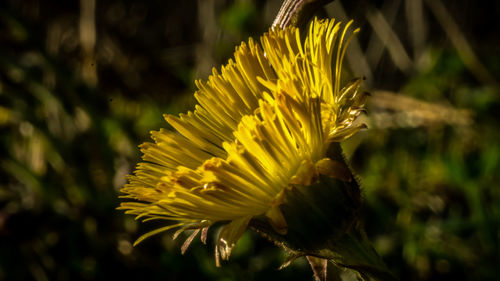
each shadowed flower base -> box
[250,143,398,281]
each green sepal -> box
[250,143,398,281]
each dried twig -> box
[366,7,413,73]
[367,91,473,129]
[424,0,497,87]
[365,0,403,73]
[273,0,333,30]
[79,0,97,85]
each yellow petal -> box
[265,205,288,235]
[215,216,252,266]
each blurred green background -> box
[0,0,499,280]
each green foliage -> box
[220,2,258,36]
[349,48,500,280]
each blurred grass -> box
[0,0,499,280]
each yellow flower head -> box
[119,18,367,265]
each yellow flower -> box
[119,17,367,265]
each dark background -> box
[0,0,499,280]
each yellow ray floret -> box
[119,17,367,264]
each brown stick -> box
[272,0,334,30]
